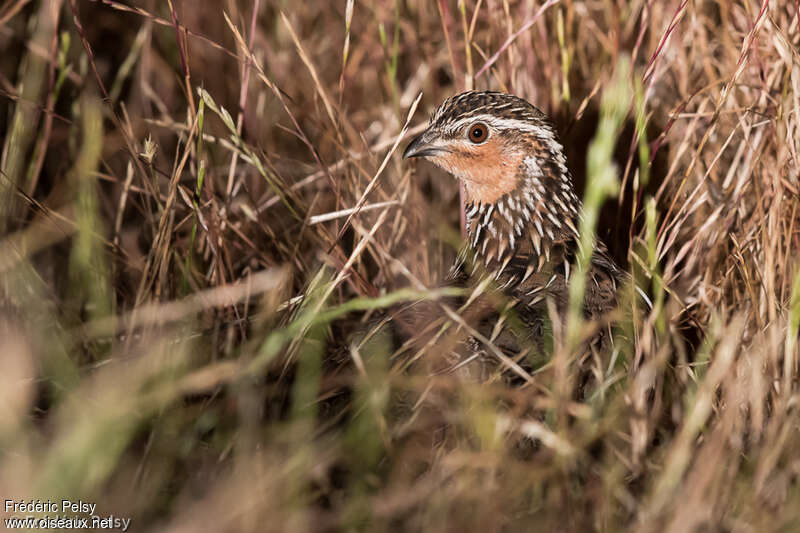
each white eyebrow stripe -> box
[447,115,560,144]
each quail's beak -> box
[403,131,447,159]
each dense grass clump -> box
[1,1,799,531]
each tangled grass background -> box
[1,1,799,531]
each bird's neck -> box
[464,156,582,277]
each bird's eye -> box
[467,123,489,144]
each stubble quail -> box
[404,91,630,380]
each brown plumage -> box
[404,91,632,379]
